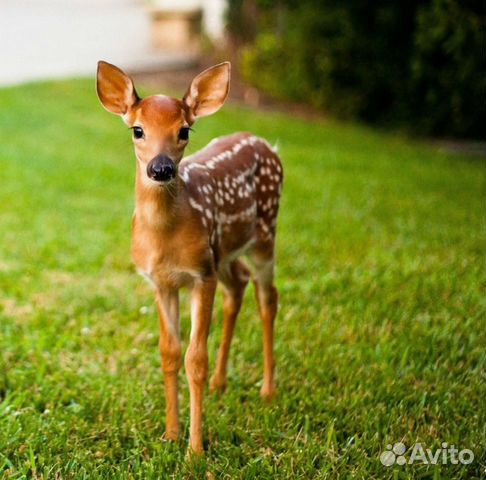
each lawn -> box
[0,79,484,479]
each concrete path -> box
[0,0,196,86]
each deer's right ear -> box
[96,61,139,115]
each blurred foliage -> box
[227,0,485,139]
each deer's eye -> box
[178,127,190,141]
[132,126,144,139]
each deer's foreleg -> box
[185,276,217,453]
[156,288,181,440]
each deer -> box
[96,60,283,454]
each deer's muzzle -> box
[147,155,177,183]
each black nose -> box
[147,155,176,182]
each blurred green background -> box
[228,0,484,139]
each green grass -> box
[0,78,484,479]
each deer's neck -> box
[134,163,183,230]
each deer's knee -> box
[266,285,278,309]
[185,344,208,384]
[159,337,182,374]
[256,284,278,315]
[223,288,244,316]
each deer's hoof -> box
[163,428,179,441]
[260,384,277,401]
[209,375,227,394]
[186,442,204,458]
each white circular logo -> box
[380,450,396,467]
[380,443,408,466]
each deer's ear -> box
[96,61,139,115]
[183,62,230,123]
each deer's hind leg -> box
[210,260,250,394]
[250,245,278,400]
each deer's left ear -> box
[183,62,230,123]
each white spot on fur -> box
[189,197,204,212]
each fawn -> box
[96,61,283,453]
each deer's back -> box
[179,132,283,265]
